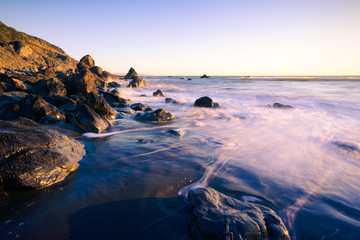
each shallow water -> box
[1,76,360,239]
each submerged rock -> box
[85,92,116,120]
[0,94,65,123]
[73,103,111,133]
[272,103,294,109]
[167,129,185,137]
[187,187,290,240]
[153,89,164,97]
[194,96,220,108]
[0,118,86,189]
[124,67,138,79]
[165,98,180,104]
[200,74,210,78]
[134,109,175,122]
[127,77,147,88]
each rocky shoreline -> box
[0,22,290,239]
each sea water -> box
[1,76,360,239]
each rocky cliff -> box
[0,21,77,73]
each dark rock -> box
[272,103,294,109]
[187,187,290,240]
[108,82,121,88]
[200,74,210,78]
[0,94,65,123]
[137,139,154,144]
[0,118,85,189]
[165,98,179,104]
[103,91,130,107]
[36,67,57,79]
[124,67,138,79]
[0,77,32,92]
[144,107,153,112]
[101,71,119,81]
[73,103,111,133]
[167,129,185,137]
[130,103,147,111]
[134,109,175,122]
[194,96,213,108]
[188,78,192,81]
[0,91,27,104]
[65,69,98,95]
[127,77,147,88]
[0,81,15,93]
[77,55,95,70]
[213,102,221,109]
[85,92,116,120]
[153,89,164,97]
[116,107,135,114]
[44,94,76,108]
[89,66,103,76]
[34,78,67,96]
[69,95,86,103]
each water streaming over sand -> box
[1,76,360,239]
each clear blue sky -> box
[1,0,360,75]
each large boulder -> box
[0,94,65,123]
[187,187,290,240]
[34,78,67,96]
[90,66,103,76]
[65,69,98,95]
[194,96,220,108]
[73,103,111,133]
[103,91,130,107]
[85,92,116,120]
[124,67,138,79]
[77,55,95,70]
[44,94,76,108]
[134,109,174,122]
[127,77,147,88]
[0,118,86,189]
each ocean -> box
[1,76,360,239]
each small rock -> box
[127,77,147,88]
[272,103,294,109]
[194,96,213,108]
[130,103,147,111]
[153,89,164,97]
[134,109,175,122]
[165,98,179,104]
[200,74,210,78]
[167,129,185,137]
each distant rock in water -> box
[165,98,180,104]
[194,96,220,108]
[134,109,175,122]
[153,89,164,97]
[73,103,111,133]
[200,74,210,78]
[130,103,147,111]
[77,55,95,70]
[0,118,85,189]
[124,67,138,79]
[127,77,147,88]
[187,187,290,240]
[167,129,185,137]
[272,103,294,109]
[0,94,65,123]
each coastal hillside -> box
[0,21,77,73]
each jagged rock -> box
[153,89,164,97]
[194,96,220,108]
[134,109,175,122]
[144,107,153,112]
[272,103,294,109]
[187,187,290,240]
[130,103,147,111]
[102,71,119,81]
[65,69,98,95]
[200,74,210,78]
[108,82,121,88]
[36,67,57,79]
[103,91,130,107]
[90,66,103,76]
[127,77,147,88]
[0,94,65,123]
[0,118,85,189]
[77,55,95,70]
[0,91,27,104]
[34,78,67,96]
[0,76,32,92]
[124,67,138,79]
[85,92,116,120]
[44,94,76,108]
[94,78,108,89]
[73,103,111,133]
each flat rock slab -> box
[0,118,86,189]
[188,187,290,240]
